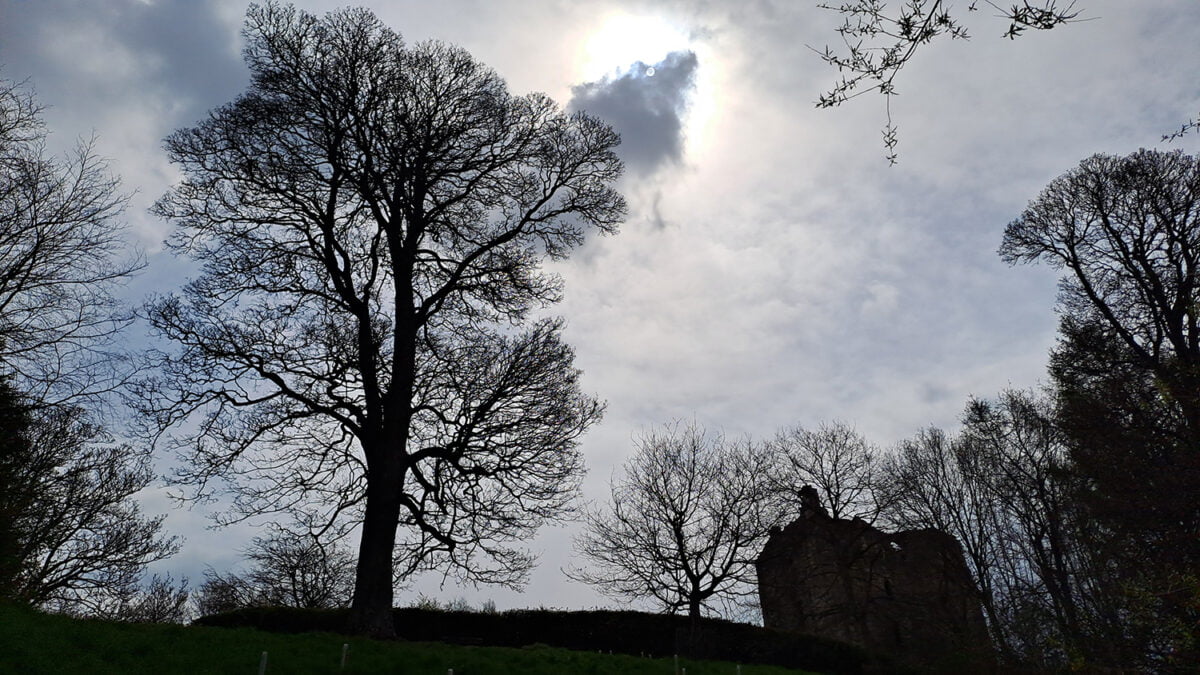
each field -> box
[0,603,821,675]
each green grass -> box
[0,603,821,674]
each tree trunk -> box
[348,255,416,639]
[348,456,402,638]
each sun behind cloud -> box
[580,12,693,81]
[574,11,720,167]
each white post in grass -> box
[257,651,268,675]
[674,654,679,675]
[340,643,349,670]
[737,665,742,675]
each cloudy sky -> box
[2,0,1198,612]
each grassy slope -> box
[0,603,821,675]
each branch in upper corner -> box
[813,0,1086,164]
[1162,114,1200,143]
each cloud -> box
[568,50,698,176]
[0,0,245,120]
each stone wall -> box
[756,488,993,670]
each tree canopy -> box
[569,422,780,621]
[137,2,625,636]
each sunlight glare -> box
[581,13,692,81]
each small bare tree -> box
[768,421,884,522]
[569,422,781,621]
[194,528,355,616]
[58,573,192,624]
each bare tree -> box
[135,3,624,637]
[0,379,179,611]
[877,390,1151,669]
[0,76,142,406]
[56,573,192,624]
[569,422,781,621]
[768,421,883,522]
[814,1,1084,162]
[194,528,355,616]
[878,426,1013,655]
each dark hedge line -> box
[194,606,894,674]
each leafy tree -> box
[1002,149,1200,432]
[0,377,33,588]
[768,420,884,522]
[0,378,178,611]
[0,76,141,405]
[997,148,1200,666]
[569,422,780,621]
[136,3,624,637]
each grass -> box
[0,602,822,674]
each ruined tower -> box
[756,487,993,669]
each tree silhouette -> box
[194,528,354,615]
[768,421,884,522]
[1002,149,1200,666]
[0,378,178,610]
[136,3,624,637]
[0,76,141,406]
[1002,149,1200,432]
[569,422,780,621]
[0,77,169,618]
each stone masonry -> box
[756,487,993,669]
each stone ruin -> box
[756,487,993,670]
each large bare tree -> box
[569,422,780,621]
[1001,149,1200,431]
[136,3,624,636]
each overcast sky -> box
[1,0,1198,613]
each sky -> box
[1,0,1198,613]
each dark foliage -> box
[195,605,884,674]
[0,378,178,613]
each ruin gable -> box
[756,487,992,669]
